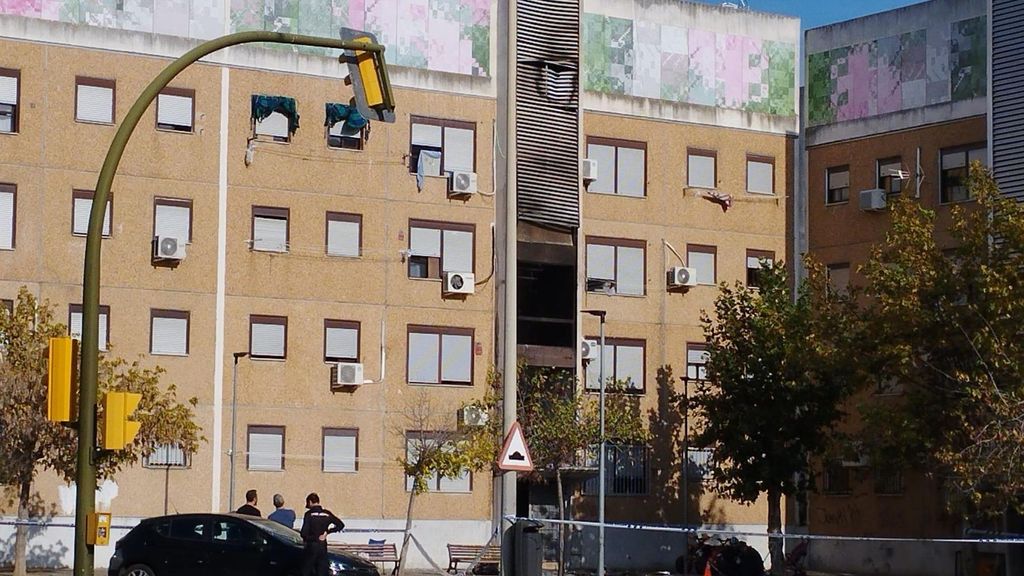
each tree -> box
[693,261,860,574]
[859,165,1024,520]
[0,288,203,576]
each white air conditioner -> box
[443,271,475,295]
[153,236,187,261]
[449,171,478,195]
[667,266,698,288]
[331,362,364,389]
[580,339,599,361]
[581,158,598,182]
[859,188,887,211]
[458,405,490,428]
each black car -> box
[108,513,380,576]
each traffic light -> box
[47,337,78,422]
[340,28,396,123]
[102,391,142,450]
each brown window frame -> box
[74,76,116,125]
[939,142,987,204]
[685,342,708,381]
[323,319,361,363]
[685,244,717,286]
[321,427,359,473]
[155,87,196,133]
[745,154,775,195]
[585,136,648,197]
[407,219,476,280]
[584,336,647,394]
[876,156,904,195]
[408,116,478,174]
[72,189,113,238]
[585,236,647,296]
[825,165,850,205]
[686,148,718,189]
[246,425,286,471]
[69,303,111,349]
[249,314,288,360]
[822,459,852,495]
[153,197,194,244]
[406,325,476,386]
[325,212,362,257]
[746,249,775,288]
[250,206,290,253]
[405,430,474,492]
[149,309,191,356]
[0,68,21,134]
[0,182,15,249]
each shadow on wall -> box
[0,489,68,570]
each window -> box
[687,149,717,189]
[684,447,713,481]
[251,206,289,253]
[154,198,192,243]
[408,117,476,176]
[150,309,189,356]
[0,183,14,250]
[1,299,11,314]
[405,432,472,492]
[584,444,648,496]
[686,245,716,286]
[0,68,20,133]
[586,237,646,296]
[746,250,775,289]
[72,190,112,237]
[941,144,988,204]
[686,343,709,381]
[251,95,296,143]
[325,212,361,257]
[877,157,903,195]
[746,155,774,195]
[584,338,645,392]
[247,425,285,471]
[213,519,263,546]
[586,137,646,197]
[407,325,474,386]
[75,77,115,124]
[324,320,359,363]
[169,517,207,541]
[827,263,850,295]
[69,304,110,351]
[156,88,194,132]
[826,165,850,204]
[326,103,364,150]
[250,315,287,359]
[874,468,904,495]
[143,443,191,468]
[408,220,475,279]
[322,428,358,473]
[822,460,851,494]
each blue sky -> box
[697,0,926,29]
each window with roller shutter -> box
[75,77,115,125]
[322,428,358,473]
[69,304,110,351]
[407,220,474,280]
[247,425,285,471]
[686,244,716,286]
[404,431,471,492]
[746,155,775,195]
[407,325,474,386]
[0,183,14,250]
[250,315,287,359]
[585,137,646,197]
[154,197,192,243]
[251,206,288,253]
[687,149,717,189]
[408,116,476,176]
[0,69,19,134]
[585,236,646,296]
[150,309,189,356]
[72,190,112,238]
[323,320,359,363]
[584,337,646,393]
[156,88,194,133]
[325,212,361,257]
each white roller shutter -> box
[586,244,615,281]
[688,154,715,188]
[747,160,774,194]
[248,430,283,471]
[616,246,645,295]
[443,127,474,173]
[69,309,108,350]
[688,250,715,285]
[252,216,287,252]
[442,229,473,272]
[616,345,644,389]
[440,333,472,383]
[155,203,191,242]
[408,332,439,383]
[250,321,285,358]
[0,75,17,105]
[325,325,358,360]
[157,93,193,129]
[326,219,360,257]
[255,111,289,138]
[151,315,188,355]
[411,123,442,147]
[0,190,13,249]
[438,469,471,492]
[73,197,111,237]
[76,84,114,124]
[409,227,441,257]
[323,432,357,473]
[617,147,645,197]
[586,144,615,194]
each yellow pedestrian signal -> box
[47,337,78,422]
[340,28,396,123]
[102,391,142,450]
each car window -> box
[213,519,264,546]
[249,517,303,546]
[151,519,171,537]
[169,518,207,541]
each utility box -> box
[87,512,112,546]
[504,519,544,576]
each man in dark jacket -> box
[300,492,345,576]
[236,489,261,516]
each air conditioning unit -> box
[841,454,870,468]
[581,159,598,182]
[667,266,698,288]
[153,236,186,261]
[443,271,475,295]
[859,188,887,211]
[580,339,599,361]
[331,362,364,389]
[449,171,478,195]
[458,405,490,428]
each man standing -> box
[300,492,345,576]
[236,489,261,516]
[268,493,296,528]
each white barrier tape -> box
[503,516,1024,546]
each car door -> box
[162,516,216,576]
[210,517,286,576]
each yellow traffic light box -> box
[340,28,396,123]
[102,391,142,450]
[47,337,78,422]
[87,512,112,546]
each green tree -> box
[693,261,860,573]
[0,288,203,576]
[859,165,1024,519]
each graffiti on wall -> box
[583,13,797,116]
[0,0,491,76]
[806,15,986,127]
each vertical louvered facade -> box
[992,0,1024,201]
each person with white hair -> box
[268,493,296,528]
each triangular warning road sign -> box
[497,421,533,472]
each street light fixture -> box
[582,309,606,576]
[228,351,249,512]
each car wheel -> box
[123,564,156,576]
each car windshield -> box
[241,516,303,546]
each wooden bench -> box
[447,543,501,574]
[331,543,400,575]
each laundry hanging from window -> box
[251,95,300,135]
